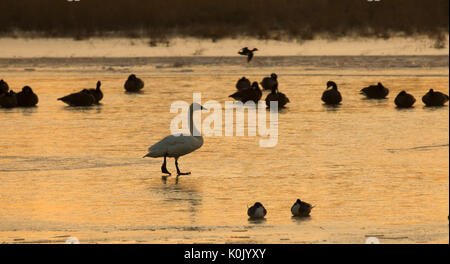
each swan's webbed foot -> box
[161,163,171,175]
[161,155,171,175]
[175,158,190,176]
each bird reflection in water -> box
[150,182,202,224]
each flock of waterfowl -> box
[247,199,314,220]
[1,47,448,222]
[0,74,145,108]
[235,46,448,108]
[2,75,447,109]
[228,74,449,109]
[359,82,449,107]
[0,80,39,108]
[229,73,290,108]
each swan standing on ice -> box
[143,103,207,177]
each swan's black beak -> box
[201,106,208,111]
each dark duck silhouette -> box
[229,81,262,104]
[0,79,9,94]
[124,74,144,92]
[321,81,342,105]
[247,202,267,219]
[16,86,39,107]
[394,91,416,108]
[238,47,258,62]
[361,82,389,99]
[58,89,96,106]
[265,83,290,109]
[422,89,449,106]
[235,77,251,91]
[291,199,314,217]
[87,81,103,104]
[260,73,278,91]
[0,90,18,108]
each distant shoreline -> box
[1,0,447,41]
[0,35,448,58]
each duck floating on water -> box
[394,91,416,108]
[291,199,314,217]
[124,74,145,92]
[16,86,39,107]
[247,202,267,219]
[0,90,18,108]
[235,77,251,91]
[0,79,9,94]
[321,81,342,105]
[260,73,278,91]
[87,81,103,104]
[238,47,258,63]
[58,89,96,107]
[265,83,289,109]
[422,89,449,106]
[229,81,262,104]
[361,82,389,99]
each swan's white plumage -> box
[145,103,205,160]
[146,133,203,158]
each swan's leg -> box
[175,157,191,176]
[161,155,171,175]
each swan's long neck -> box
[188,108,202,138]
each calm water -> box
[0,56,448,243]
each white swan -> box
[143,103,207,176]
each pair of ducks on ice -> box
[57,74,145,106]
[322,81,449,107]
[230,73,290,109]
[248,199,314,220]
[321,81,389,105]
[0,79,39,108]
